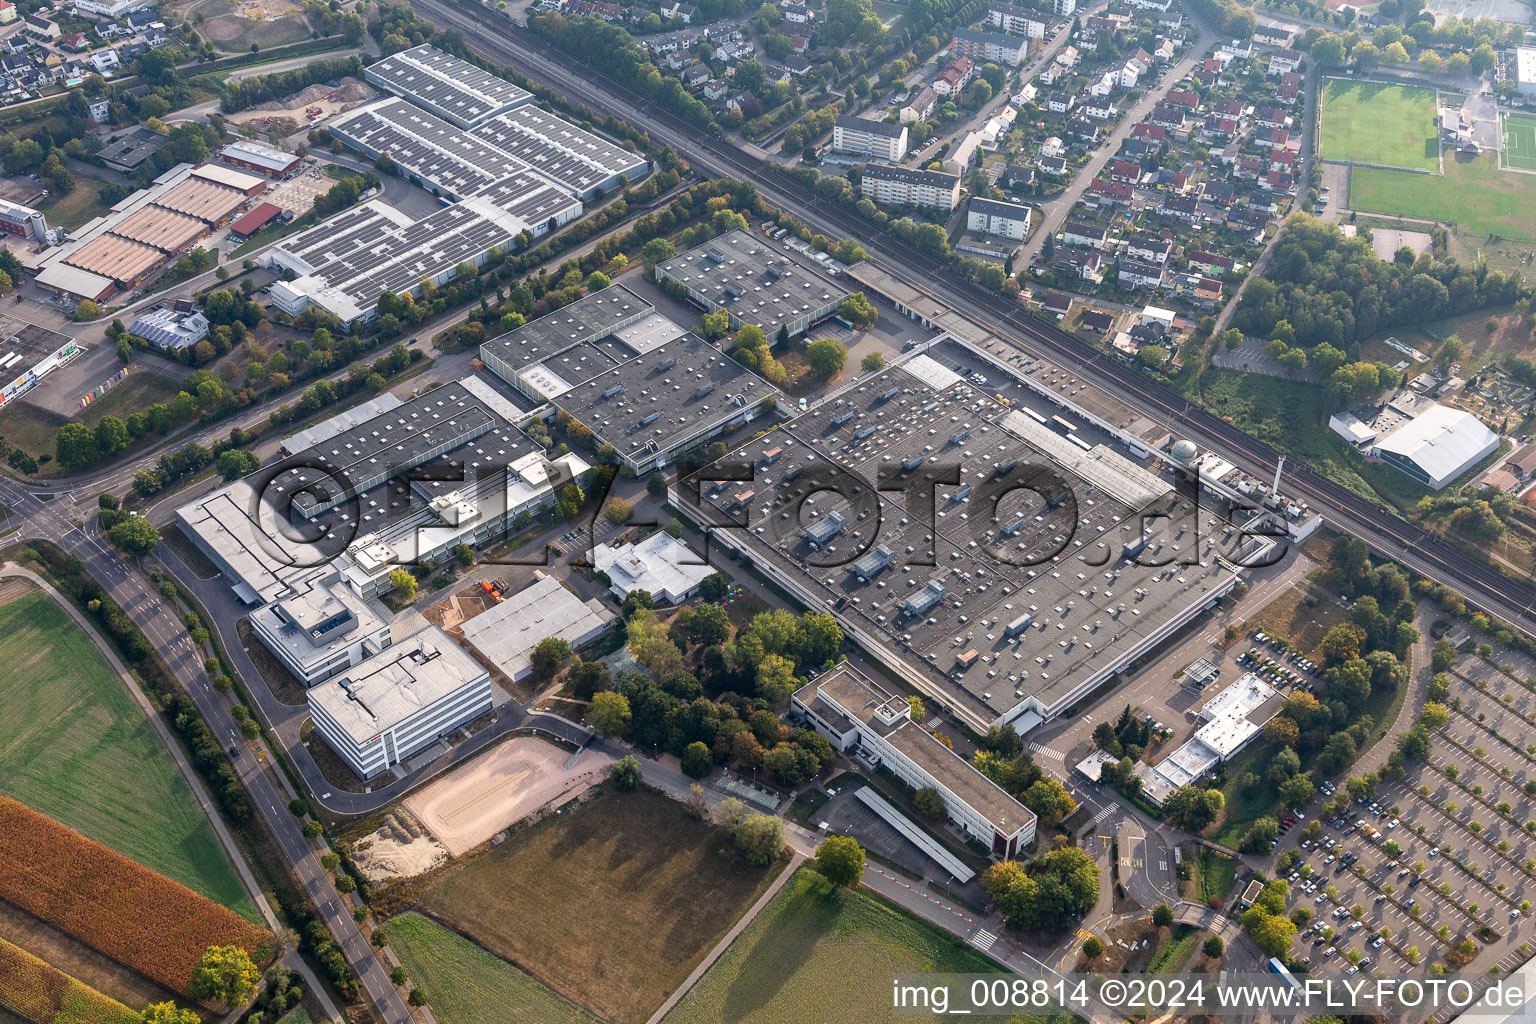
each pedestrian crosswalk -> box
[1091,802,1120,825]
[1029,743,1064,762]
[972,929,998,952]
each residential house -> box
[1255,106,1287,129]
[932,56,975,96]
[1212,99,1243,119]
[1175,273,1223,305]
[1201,114,1239,140]
[1046,91,1074,114]
[1001,163,1035,189]
[1083,96,1116,119]
[1158,10,1183,29]
[1262,170,1295,193]
[1110,159,1140,184]
[1268,148,1296,174]
[1186,250,1235,275]
[1235,156,1263,179]
[833,115,909,161]
[1164,89,1198,110]
[0,1,15,22]
[1037,63,1062,86]
[1202,180,1235,205]
[1063,219,1109,247]
[1052,246,1105,283]
[1039,135,1064,157]
[1119,259,1164,290]
[1120,138,1154,162]
[1150,169,1186,191]
[1079,309,1114,332]
[1253,125,1288,148]
[1088,71,1116,97]
[1126,233,1172,263]
[1065,116,1099,142]
[1039,290,1073,316]
[1156,193,1200,222]
[1268,48,1302,75]
[1056,45,1079,68]
[1127,0,1171,10]
[58,31,87,51]
[1276,72,1302,104]
[782,0,812,21]
[703,79,727,101]
[1148,103,1185,130]
[88,47,118,72]
[1038,155,1070,177]
[1119,57,1147,87]
[1154,37,1175,62]
[1010,81,1037,107]
[780,54,812,76]
[1086,177,1133,205]
[901,86,938,123]
[1218,38,1254,59]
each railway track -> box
[415,0,1536,632]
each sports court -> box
[1502,112,1536,172]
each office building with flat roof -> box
[554,331,777,475]
[308,625,492,779]
[0,316,78,406]
[250,569,392,686]
[363,44,533,128]
[793,663,1036,857]
[654,228,850,340]
[591,532,715,604]
[460,572,615,682]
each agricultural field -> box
[663,868,1014,1024]
[1350,155,1536,243]
[0,586,255,918]
[0,797,270,996]
[0,935,139,1024]
[1319,79,1439,171]
[417,788,784,1024]
[385,913,602,1024]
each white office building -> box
[794,664,1036,857]
[1136,673,1282,806]
[592,531,714,605]
[249,570,391,686]
[308,625,492,779]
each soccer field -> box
[1319,79,1440,171]
[0,586,258,920]
[1351,154,1536,242]
[1503,113,1536,172]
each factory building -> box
[307,625,492,779]
[0,198,48,245]
[1330,390,1498,490]
[364,43,533,129]
[793,664,1036,857]
[0,317,78,407]
[219,139,302,178]
[653,228,850,340]
[468,105,648,201]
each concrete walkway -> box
[0,563,347,1024]
[644,851,806,1024]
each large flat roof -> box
[480,283,653,376]
[655,228,850,335]
[107,205,207,253]
[555,331,777,465]
[687,354,1247,725]
[364,44,532,127]
[468,105,647,195]
[460,572,614,680]
[329,97,526,198]
[308,625,488,741]
[250,569,385,669]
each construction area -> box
[223,76,377,133]
[401,735,611,857]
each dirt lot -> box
[351,808,448,884]
[403,735,610,857]
[225,77,374,132]
[1244,583,1350,660]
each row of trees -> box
[219,56,364,113]
[981,847,1100,930]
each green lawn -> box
[1196,848,1239,903]
[1502,113,1536,173]
[1351,154,1536,242]
[36,170,120,232]
[1319,79,1439,171]
[386,913,602,1024]
[664,868,1030,1024]
[0,588,258,921]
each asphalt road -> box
[0,477,415,1024]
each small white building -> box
[1329,390,1498,490]
[1137,673,1283,806]
[592,531,715,605]
[793,664,1036,857]
[307,625,492,779]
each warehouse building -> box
[227,202,285,241]
[153,176,250,225]
[859,163,962,210]
[0,317,78,407]
[189,163,269,198]
[468,105,648,201]
[307,624,492,779]
[480,283,657,398]
[554,331,777,475]
[264,189,579,325]
[98,127,170,174]
[460,572,614,682]
[1329,390,1498,490]
[677,350,1252,735]
[793,664,1036,857]
[653,228,850,340]
[328,97,527,199]
[176,377,590,606]
[831,114,908,161]
[62,235,164,290]
[106,205,208,253]
[364,43,533,129]
[219,139,302,178]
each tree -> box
[1139,345,1168,369]
[1083,936,1104,959]
[815,835,865,887]
[1241,817,1280,853]
[530,636,573,680]
[56,423,98,470]
[189,946,259,1007]
[699,572,730,602]
[622,589,654,619]
[756,653,798,704]
[590,691,632,738]
[388,567,417,602]
[1269,746,1302,784]
[74,299,103,321]
[1421,702,1449,728]
[838,291,879,328]
[1153,903,1174,927]
[1162,786,1224,833]
[1023,777,1077,828]
[914,787,945,819]
[108,516,159,557]
[733,812,785,865]
[1310,33,1347,67]
[805,337,847,380]
[1204,935,1225,959]
[95,416,128,457]
[682,603,730,647]
[141,1004,199,1024]
[682,740,713,778]
[1279,774,1317,807]
[640,238,676,269]
[605,497,633,524]
[301,820,323,838]
[609,754,642,790]
[861,351,885,373]
[1242,905,1298,956]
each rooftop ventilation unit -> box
[901,455,925,471]
[706,249,725,263]
[854,425,878,441]
[994,458,1018,475]
[1000,517,1025,537]
[639,411,660,426]
[602,384,623,399]
[951,485,972,502]
[878,386,900,401]
[694,382,716,399]
[831,411,855,426]
[655,357,677,372]
[950,428,970,444]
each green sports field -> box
[386,913,602,1024]
[1319,79,1440,171]
[0,587,258,920]
[664,869,1027,1024]
[1503,113,1536,172]
[1351,155,1536,243]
